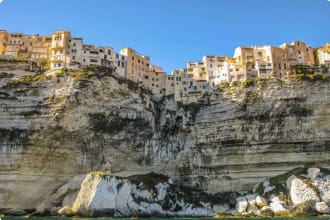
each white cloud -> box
[0,0,4,4]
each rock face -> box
[0,63,330,212]
[69,172,232,217]
[236,167,330,216]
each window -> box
[118,61,120,66]
[108,50,111,55]
[132,56,134,60]
[156,72,158,75]
[298,51,301,55]
[122,62,125,68]
[72,56,75,60]
[284,63,287,69]
[71,49,77,53]
[116,53,119,59]
[176,76,181,81]
[279,63,281,69]
[138,59,140,63]
[73,43,76,47]
[90,59,98,63]
[210,64,213,68]
[156,85,158,87]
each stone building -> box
[120,47,150,83]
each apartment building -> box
[271,46,290,77]
[0,30,8,54]
[143,64,166,96]
[30,36,52,60]
[316,43,330,65]
[120,47,150,83]
[165,75,175,96]
[170,69,209,103]
[50,30,71,70]
[187,61,206,80]
[279,41,315,66]
[68,37,83,69]
[202,55,228,86]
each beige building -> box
[316,43,330,66]
[170,69,209,102]
[143,65,166,96]
[187,61,206,80]
[0,30,9,55]
[50,30,71,69]
[31,36,52,60]
[279,41,315,66]
[120,47,150,83]
[165,75,175,96]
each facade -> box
[271,46,290,78]
[31,36,52,60]
[279,41,315,66]
[316,43,330,65]
[143,65,166,97]
[203,55,227,86]
[120,48,150,83]
[0,30,9,55]
[69,37,83,69]
[50,30,71,70]
[171,69,208,103]
[187,61,206,80]
[165,75,175,96]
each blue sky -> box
[0,0,329,73]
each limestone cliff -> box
[0,63,329,212]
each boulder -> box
[258,206,274,217]
[246,194,257,212]
[290,200,318,217]
[270,197,289,216]
[58,205,74,216]
[4,208,26,216]
[289,177,320,205]
[256,195,268,208]
[236,196,248,214]
[315,201,330,214]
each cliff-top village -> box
[0,29,329,103]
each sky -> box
[0,0,330,73]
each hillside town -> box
[0,29,329,102]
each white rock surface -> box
[256,195,268,207]
[270,196,289,215]
[236,196,248,213]
[289,177,320,205]
[70,173,216,217]
[315,201,330,214]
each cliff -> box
[0,63,329,213]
